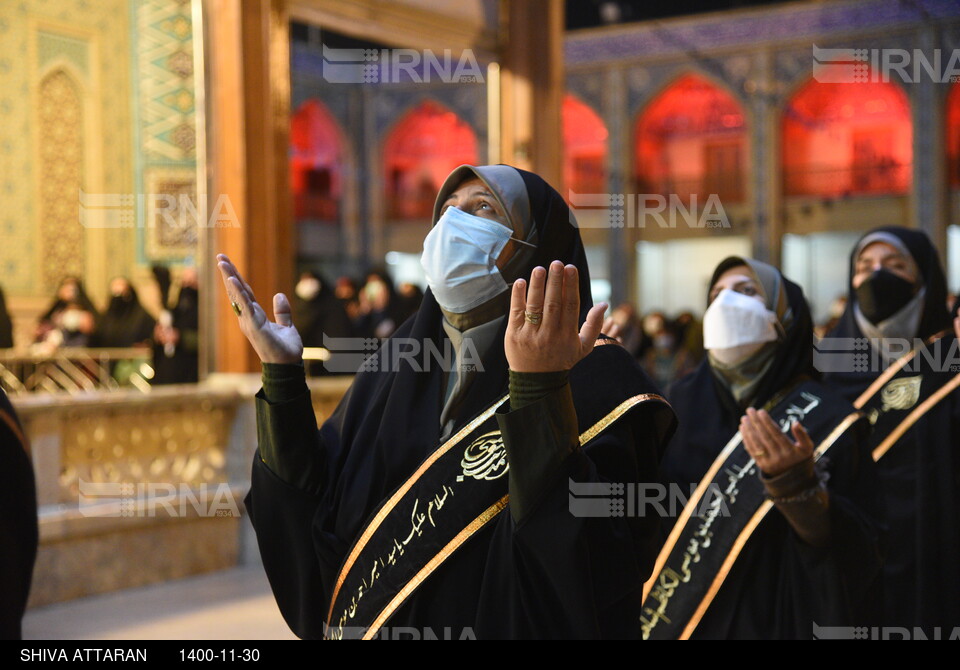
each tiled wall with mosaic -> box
[0,0,199,322]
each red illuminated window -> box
[290,99,344,223]
[783,66,912,197]
[563,94,608,198]
[948,82,960,188]
[634,73,747,204]
[383,100,479,221]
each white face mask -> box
[61,308,84,332]
[295,278,321,301]
[703,289,780,365]
[420,206,515,314]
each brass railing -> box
[0,347,154,395]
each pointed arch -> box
[947,81,960,188]
[782,65,912,197]
[633,72,748,204]
[290,99,347,223]
[382,99,479,221]
[38,68,86,292]
[563,94,608,198]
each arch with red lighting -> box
[782,66,912,197]
[633,73,748,204]
[383,100,480,221]
[290,99,347,223]
[948,81,960,188]
[563,94,608,199]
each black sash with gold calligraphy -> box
[639,380,866,640]
[324,381,669,640]
[849,332,960,461]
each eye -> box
[739,286,758,297]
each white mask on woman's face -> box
[703,289,780,365]
[420,206,516,314]
[60,308,84,332]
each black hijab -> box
[310,165,594,567]
[89,280,155,348]
[40,277,98,323]
[293,271,352,346]
[825,226,952,397]
[662,257,816,486]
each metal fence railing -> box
[0,348,154,395]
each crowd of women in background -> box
[0,267,199,386]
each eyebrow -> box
[444,189,496,203]
[856,252,907,264]
[712,279,756,291]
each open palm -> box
[217,254,303,365]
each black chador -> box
[0,389,37,640]
[244,167,677,639]
[824,226,960,631]
[651,258,883,639]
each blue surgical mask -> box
[421,206,523,314]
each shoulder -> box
[569,338,677,446]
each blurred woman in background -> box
[34,276,98,350]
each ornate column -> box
[205,0,294,373]
[911,25,948,252]
[498,0,564,190]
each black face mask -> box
[855,269,917,325]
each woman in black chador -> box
[0,388,37,640]
[88,277,155,348]
[292,270,353,377]
[648,256,884,640]
[218,165,677,639]
[823,227,960,631]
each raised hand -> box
[217,254,303,365]
[601,316,623,343]
[505,260,607,373]
[740,408,814,478]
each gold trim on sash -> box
[325,395,510,624]
[363,495,511,639]
[854,330,949,410]
[872,373,960,461]
[578,393,666,446]
[678,410,864,639]
[642,431,743,604]
[640,383,802,605]
[329,391,670,636]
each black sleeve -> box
[245,363,332,639]
[497,372,576,522]
[256,363,324,493]
[791,420,886,627]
